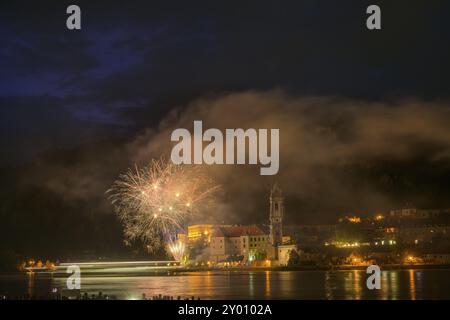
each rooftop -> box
[211,225,267,238]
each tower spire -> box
[269,183,284,247]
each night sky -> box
[1,1,450,258]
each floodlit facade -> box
[209,225,271,263]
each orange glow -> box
[352,257,361,263]
[347,216,361,223]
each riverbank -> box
[5,262,450,277]
[179,263,450,272]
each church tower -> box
[269,183,284,247]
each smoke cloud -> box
[19,91,450,224]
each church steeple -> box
[269,183,284,247]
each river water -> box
[1,269,450,300]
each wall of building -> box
[277,245,297,266]
[210,236,226,262]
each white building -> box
[209,225,270,263]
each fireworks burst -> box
[107,157,220,253]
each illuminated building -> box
[209,225,270,263]
[389,208,450,220]
[185,184,285,264]
[397,226,450,245]
[187,224,216,242]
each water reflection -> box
[248,272,254,298]
[381,271,389,299]
[354,270,362,299]
[324,271,334,300]
[390,271,398,299]
[27,272,34,297]
[265,271,271,297]
[2,269,450,300]
[409,269,416,300]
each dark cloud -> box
[0,95,127,164]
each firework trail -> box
[167,239,186,262]
[107,158,220,254]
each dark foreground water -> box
[1,269,450,300]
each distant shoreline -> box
[177,264,450,272]
[273,264,450,271]
[3,263,450,277]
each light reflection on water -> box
[409,269,416,300]
[1,269,450,300]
